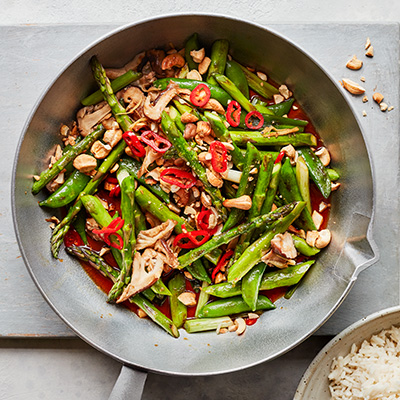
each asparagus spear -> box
[195,281,210,318]
[184,316,233,333]
[296,155,312,213]
[230,131,317,148]
[119,157,170,204]
[213,73,258,113]
[178,203,296,269]
[132,200,147,233]
[66,245,118,283]
[222,142,260,232]
[237,113,308,130]
[203,260,315,297]
[184,32,200,71]
[227,201,306,283]
[81,70,142,106]
[107,168,136,302]
[50,57,132,257]
[32,125,105,195]
[135,186,190,234]
[160,111,227,220]
[236,62,279,98]
[130,294,179,338]
[260,162,282,215]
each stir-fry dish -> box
[32,33,340,338]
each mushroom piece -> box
[265,251,296,269]
[123,87,145,112]
[154,239,180,269]
[85,217,103,242]
[105,51,146,79]
[117,249,164,303]
[137,146,163,178]
[261,250,296,269]
[135,219,177,251]
[271,232,297,259]
[76,102,111,137]
[143,84,179,121]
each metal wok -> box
[12,13,378,398]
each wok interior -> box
[13,15,374,375]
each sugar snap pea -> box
[207,39,229,85]
[168,273,187,328]
[278,158,316,231]
[39,169,91,208]
[153,78,232,106]
[197,295,275,318]
[225,59,249,98]
[297,147,331,199]
[241,263,267,311]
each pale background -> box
[1,1,399,399]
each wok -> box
[12,14,378,399]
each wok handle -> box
[334,212,379,280]
[108,365,148,400]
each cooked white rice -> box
[329,325,400,399]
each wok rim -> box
[11,12,377,376]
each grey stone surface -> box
[1,18,399,400]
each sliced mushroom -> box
[123,86,145,112]
[146,49,167,76]
[271,232,297,259]
[85,217,103,242]
[261,250,296,269]
[135,219,177,250]
[143,85,179,121]
[117,249,164,303]
[282,144,297,165]
[154,239,180,269]
[137,147,163,178]
[77,102,111,136]
[105,51,146,79]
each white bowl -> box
[294,305,400,399]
